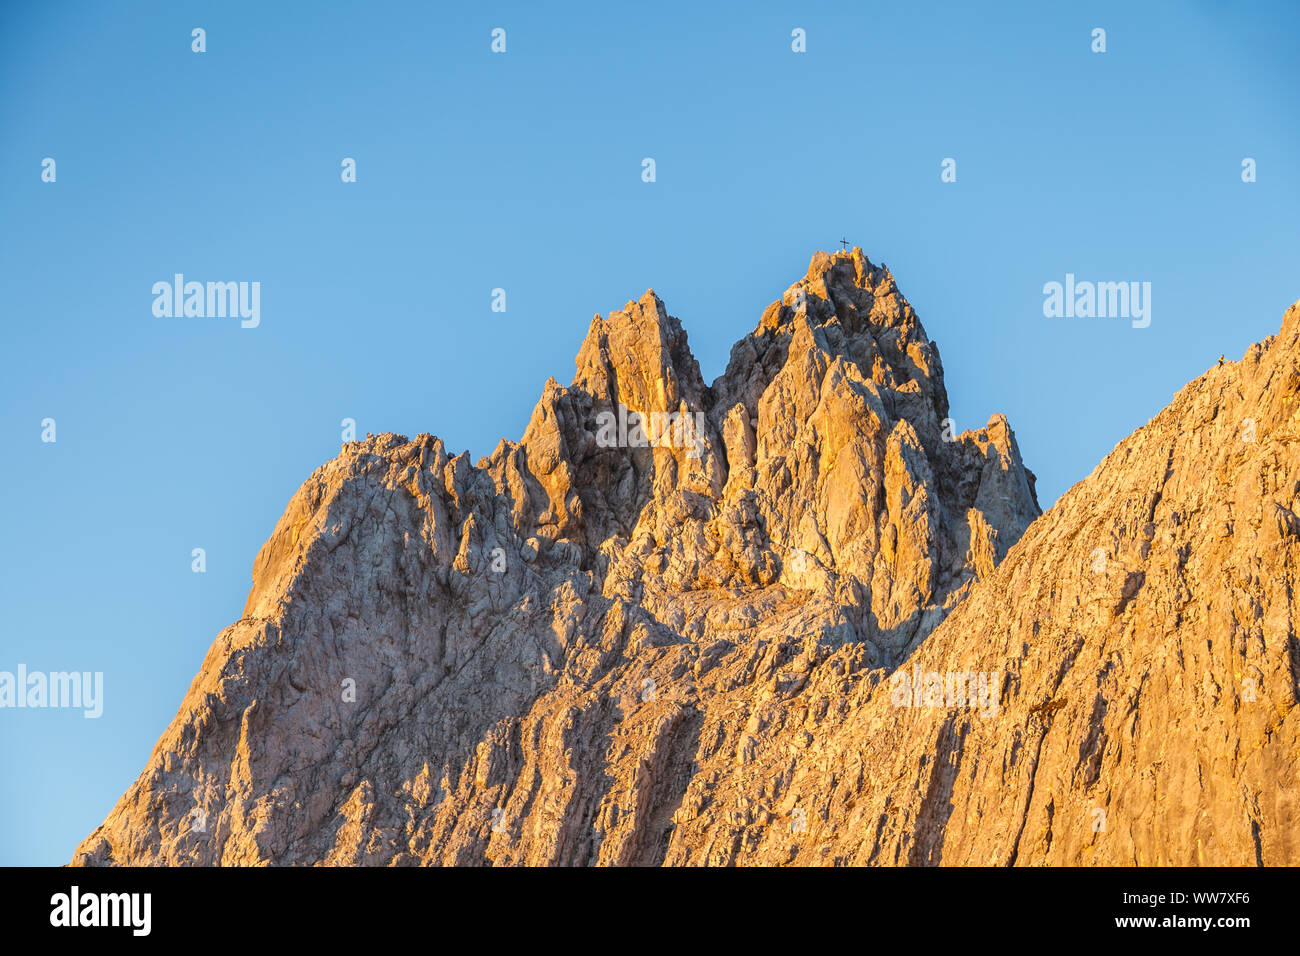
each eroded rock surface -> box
[74,252,1297,866]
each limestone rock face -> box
[72,253,1297,867]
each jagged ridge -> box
[74,257,1296,866]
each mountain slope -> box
[667,298,1300,866]
[73,253,1296,866]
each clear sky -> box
[1,1,1297,865]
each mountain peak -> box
[78,264,1300,868]
[71,254,1061,867]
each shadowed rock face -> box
[73,252,1296,867]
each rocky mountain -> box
[72,250,1298,866]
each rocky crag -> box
[73,250,1298,866]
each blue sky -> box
[1,1,1296,865]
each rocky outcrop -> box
[73,252,1296,867]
